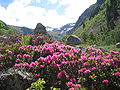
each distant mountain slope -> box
[15,26,33,34]
[67,0,120,45]
[0,20,34,35]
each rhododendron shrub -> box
[0,34,22,45]
[29,34,54,45]
[0,34,53,45]
[0,41,120,89]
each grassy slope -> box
[76,44,120,52]
[74,9,106,37]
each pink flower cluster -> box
[23,54,30,58]
[67,82,81,89]
[102,80,109,83]
[0,54,4,58]
[114,72,120,76]
[6,50,13,55]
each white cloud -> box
[0,0,68,28]
[49,0,58,4]
[0,0,97,29]
[43,10,69,28]
[12,0,32,6]
[35,0,41,3]
[61,0,97,22]
[0,0,47,28]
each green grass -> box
[94,45,120,52]
[74,9,106,37]
[75,44,120,52]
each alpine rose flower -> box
[16,58,20,62]
[67,82,73,86]
[0,54,4,58]
[84,69,91,73]
[114,72,120,76]
[102,80,109,83]
[23,62,29,67]
[0,65,3,68]
[23,54,30,58]
[75,84,81,88]
[35,73,41,77]
[69,88,74,90]
[57,73,62,78]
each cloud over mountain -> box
[0,0,96,28]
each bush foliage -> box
[0,34,120,90]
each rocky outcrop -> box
[66,35,81,45]
[116,42,120,48]
[0,35,7,40]
[34,23,47,34]
[0,68,36,90]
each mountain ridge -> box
[66,0,120,45]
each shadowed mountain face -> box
[0,20,33,35]
[15,26,34,34]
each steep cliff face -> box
[68,0,120,45]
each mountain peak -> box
[34,23,47,34]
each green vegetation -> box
[0,20,6,28]
[0,20,20,36]
[79,28,120,46]
[77,44,120,52]
[27,79,45,90]
[95,45,120,52]
[0,29,7,35]
[21,35,31,45]
[74,9,105,37]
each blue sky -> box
[0,0,97,28]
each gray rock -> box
[66,35,81,45]
[34,23,47,34]
[0,35,7,40]
[0,68,36,90]
[116,42,120,48]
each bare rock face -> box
[0,68,36,90]
[34,23,47,34]
[66,35,81,45]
